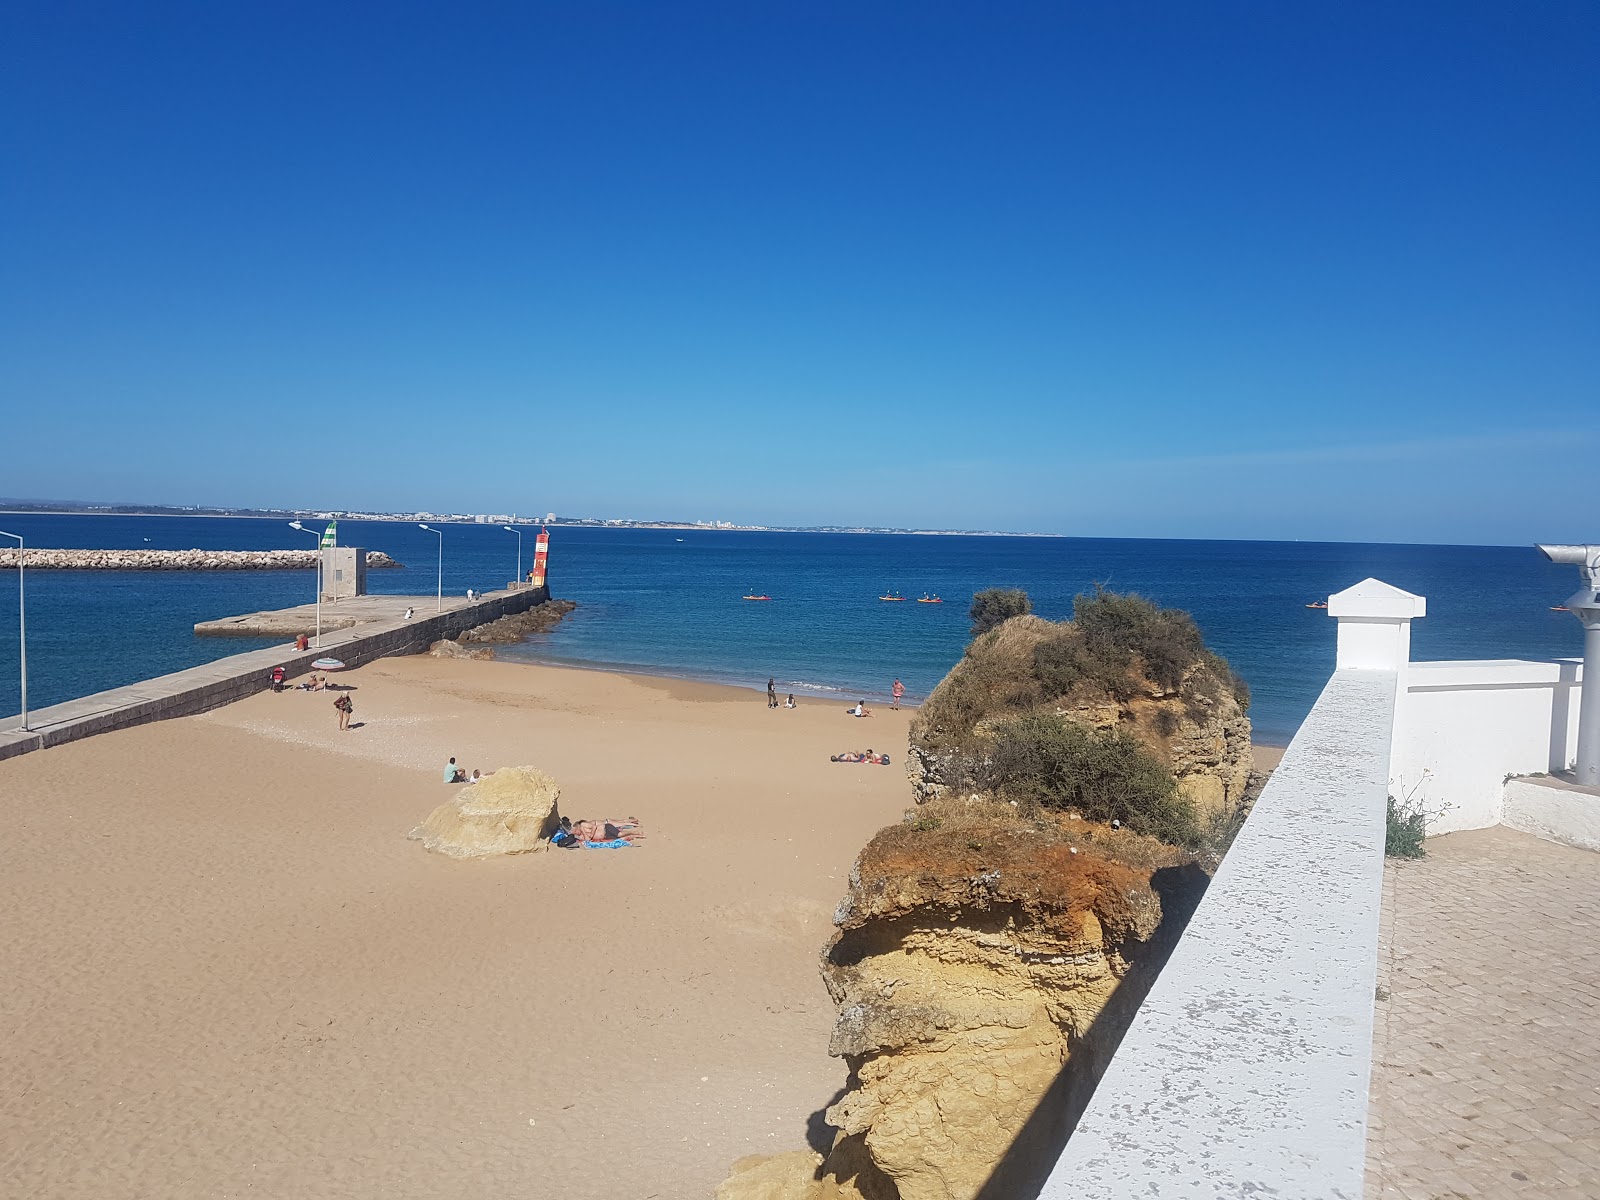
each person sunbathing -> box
[831,750,890,764]
[554,815,642,845]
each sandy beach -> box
[0,658,914,1200]
[2,653,1288,1199]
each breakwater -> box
[0,584,550,761]
[0,548,402,570]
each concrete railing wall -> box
[0,585,547,762]
[1038,667,1396,1198]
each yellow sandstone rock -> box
[407,766,561,858]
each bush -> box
[1071,587,1203,693]
[1031,632,1085,698]
[982,713,1199,846]
[1386,794,1427,859]
[969,588,1032,637]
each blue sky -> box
[3,2,1595,542]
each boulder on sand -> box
[408,766,561,858]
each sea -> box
[0,514,1586,744]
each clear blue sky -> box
[3,2,1595,543]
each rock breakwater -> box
[0,548,402,570]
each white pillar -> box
[1328,578,1427,792]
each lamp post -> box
[419,524,443,612]
[503,525,523,584]
[287,521,323,649]
[0,529,26,731]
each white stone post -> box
[1328,578,1427,792]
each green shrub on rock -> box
[969,588,1032,637]
[983,713,1200,847]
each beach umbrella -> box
[311,657,346,671]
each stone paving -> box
[1367,826,1600,1199]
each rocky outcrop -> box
[719,799,1207,1200]
[458,599,577,643]
[408,767,561,858]
[0,548,401,570]
[907,607,1252,818]
[428,638,494,661]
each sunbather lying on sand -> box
[830,750,890,764]
[553,816,643,846]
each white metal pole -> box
[420,525,442,612]
[504,526,522,583]
[289,522,322,649]
[0,531,25,731]
[1578,621,1600,787]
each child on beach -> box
[333,693,353,731]
[785,694,796,709]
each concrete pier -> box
[0,585,549,762]
[193,590,535,638]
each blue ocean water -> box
[0,514,1586,743]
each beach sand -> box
[2,655,1289,1198]
[0,658,913,1200]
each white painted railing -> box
[1038,666,1396,1198]
[1036,576,1595,1197]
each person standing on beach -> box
[334,693,353,731]
[767,678,778,708]
[892,679,905,710]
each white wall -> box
[1040,669,1396,1199]
[1395,658,1583,833]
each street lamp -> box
[419,524,443,612]
[287,521,322,648]
[0,529,27,731]
[503,525,523,584]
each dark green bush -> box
[983,713,1199,846]
[1032,632,1085,698]
[1071,587,1203,693]
[969,588,1032,637]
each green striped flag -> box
[320,521,337,548]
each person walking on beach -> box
[891,679,905,710]
[334,692,353,731]
[767,678,778,708]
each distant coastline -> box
[0,501,1055,538]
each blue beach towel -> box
[582,838,634,849]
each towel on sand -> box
[583,838,634,849]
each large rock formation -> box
[717,592,1244,1200]
[908,600,1252,819]
[408,767,561,858]
[719,800,1207,1200]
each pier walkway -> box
[0,586,547,762]
[1367,827,1600,1199]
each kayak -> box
[879,595,906,602]
[917,597,943,604]
[743,595,772,601]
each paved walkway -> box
[1367,827,1600,1199]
